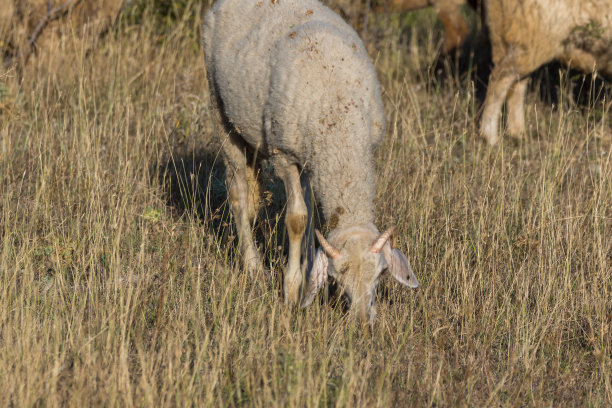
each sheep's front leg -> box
[276,163,308,304]
[438,5,468,54]
[480,63,519,145]
[506,78,528,139]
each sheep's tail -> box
[300,170,315,296]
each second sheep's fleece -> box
[481,0,612,145]
[203,0,419,325]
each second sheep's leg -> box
[275,162,309,304]
[506,77,528,139]
[437,5,468,54]
[480,60,520,145]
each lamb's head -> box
[302,224,419,326]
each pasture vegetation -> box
[0,0,610,405]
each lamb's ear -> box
[382,245,419,288]
[301,248,329,308]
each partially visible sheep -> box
[374,0,481,54]
[203,0,419,325]
[480,0,612,145]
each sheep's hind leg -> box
[208,76,262,275]
[506,78,528,139]
[219,127,262,276]
[227,177,261,275]
[480,61,519,145]
[276,162,308,304]
[225,152,262,275]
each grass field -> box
[0,1,610,406]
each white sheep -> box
[202,0,419,324]
[480,0,612,145]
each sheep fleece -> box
[202,0,385,221]
[486,0,612,74]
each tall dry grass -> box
[0,1,610,406]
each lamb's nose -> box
[352,300,376,327]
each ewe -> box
[481,0,612,145]
[203,0,419,325]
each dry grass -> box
[0,1,610,406]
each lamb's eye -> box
[338,265,350,275]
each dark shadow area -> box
[530,63,611,110]
[155,141,295,280]
[433,27,491,101]
[158,147,228,228]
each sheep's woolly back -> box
[203,0,386,226]
[486,0,612,75]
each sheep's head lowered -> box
[302,224,419,326]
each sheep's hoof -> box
[478,123,499,146]
[483,132,499,146]
[479,121,499,146]
[243,252,264,278]
[283,271,302,305]
[480,131,499,146]
[507,125,526,141]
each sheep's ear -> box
[301,248,329,308]
[382,245,419,288]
